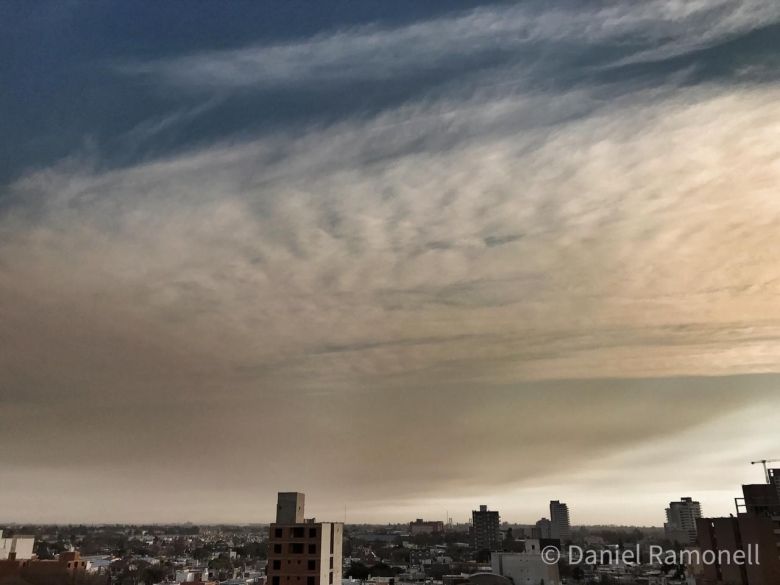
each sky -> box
[1,0,780,526]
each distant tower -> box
[664,497,701,545]
[532,517,552,539]
[472,505,501,552]
[267,492,343,585]
[550,501,571,542]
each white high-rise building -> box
[664,497,702,545]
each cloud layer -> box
[5,84,780,385]
[2,0,780,523]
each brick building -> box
[267,493,343,585]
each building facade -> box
[491,541,561,585]
[664,497,702,545]
[0,531,35,561]
[267,492,343,585]
[549,501,571,542]
[409,519,445,535]
[695,470,780,585]
[0,550,89,585]
[531,518,551,540]
[472,505,501,552]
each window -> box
[308,578,316,585]
[274,544,282,554]
[290,543,304,554]
[309,528,318,538]
[308,544,317,554]
[273,577,280,585]
[329,572,333,584]
[275,528,283,538]
[307,560,316,571]
[292,527,305,538]
[273,561,281,570]
[329,558,333,569]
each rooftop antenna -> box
[750,459,780,484]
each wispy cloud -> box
[4,80,780,386]
[120,0,780,92]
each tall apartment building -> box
[267,492,343,585]
[664,497,702,545]
[472,505,501,552]
[695,470,780,585]
[550,501,571,542]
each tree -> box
[369,563,400,578]
[503,528,515,551]
[346,562,370,580]
[192,547,211,561]
[140,565,166,585]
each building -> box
[490,540,561,585]
[409,519,444,535]
[0,550,89,585]
[695,470,780,585]
[531,518,551,540]
[80,555,113,575]
[267,492,343,585]
[696,517,748,585]
[0,530,35,561]
[176,567,213,583]
[694,515,780,585]
[471,505,501,552]
[740,469,780,517]
[549,501,571,542]
[664,497,702,545]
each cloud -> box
[3,4,780,521]
[4,82,780,387]
[119,0,780,92]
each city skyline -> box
[2,1,780,526]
